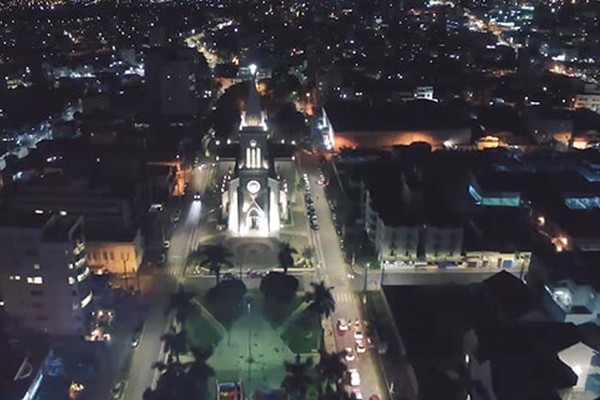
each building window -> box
[26,276,43,285]
[68,276,76,285]
[103,251,108,261]
[109,251,115,261]
[9,275,21,281]
[33,264,40,270]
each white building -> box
[363,175,463,266]
[0,212,93,336]
[221,80,288,237]
[85,226,144,276]
[575,94,600,115]
[543,280,600,326]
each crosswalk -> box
[141,264,183,276]
[333,291,358,304]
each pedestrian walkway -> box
[333,291,357,304]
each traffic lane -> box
[123,294,171,400]
[333,305,381,399]
[307,166,386,400]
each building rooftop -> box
[85,224,138,242]
[0,210,52,229]
[325,99,470,132]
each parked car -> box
[112,382,125,400]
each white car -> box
[356,339,366,354]
[344,347,355,362]
[149,204,163,213]
[349,369,361,387]
[337,319,349,334]
[352,389,363,400]
[354,330,363,341]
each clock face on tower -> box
[247,180,261,194]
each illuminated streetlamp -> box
[249,64,257,76]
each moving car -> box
[193,192,202,201]
[348,369,361,387]
[354,330,363,341]
[344,347,355,362]
[337,318,349,334]
[149,204,163,213]
[356,339,366,354]
[112,382,125,400]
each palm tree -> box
[304,281,336,319]
[151,360,187,400]
[282,354,314,400]
[316,350,347,393]
[184,346,215,397]
[189,244,234,284]
[165,284,195,326]
[278,242,298,273]
[160,327,186,364]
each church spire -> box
[241,78,266,129]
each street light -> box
[120,253,130,293]
[363,262,369,305]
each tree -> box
[316,350,347,393]
[165,284,196,326]
[282,355,314,400]
[189,244,234,284]
[260,271,299,303]
[184,346,215,398]
[304,281,336,319]
[206,279,247,329]
[151,360,188,400]
[278,242,298,273]
[160,327,187,364]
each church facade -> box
[220,80,289,237]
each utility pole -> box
[121,253,130,293]
[363,262,369,304]
[247,299,253,390]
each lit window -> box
[14,275,21,281]
[27,276,43,285]
[68,263,74,269]
[33,264,40,270]
[68,277,76,285]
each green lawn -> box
[261,295,304,329]
[184,311,223,349]
[281,311,322,354]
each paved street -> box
[123,163,216,400]
[302,156,417,400]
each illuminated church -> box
[220,80,289,237]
